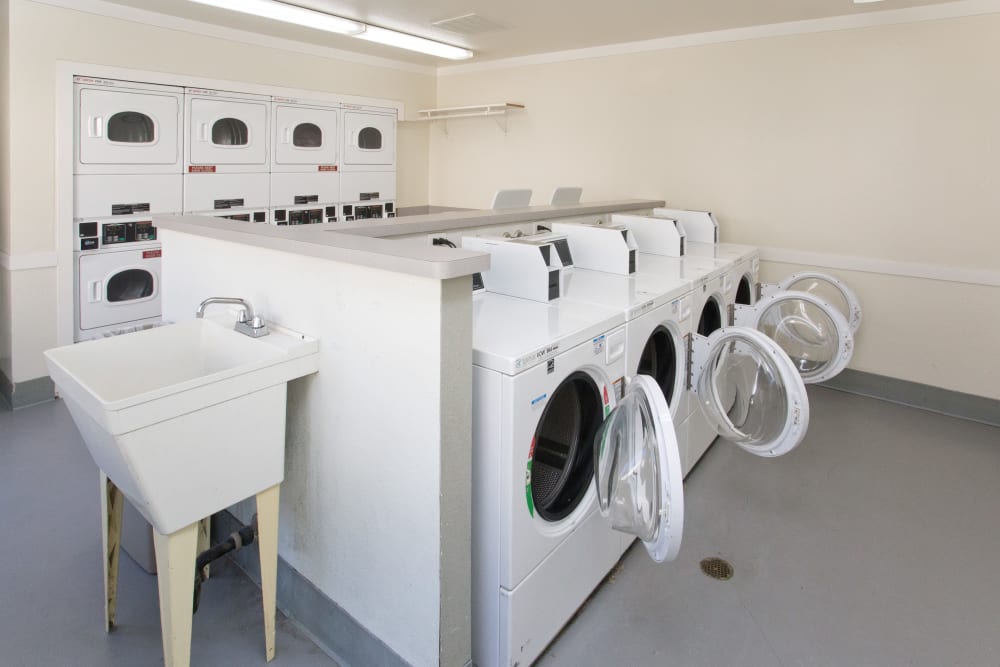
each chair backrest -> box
[550,187,582,205]
[490,189,533,210]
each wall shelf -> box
[410,103,525,134]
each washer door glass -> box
[777,271,862,334]
[529,371,604,522]
[594,375,683,563]
[736,291,853,384]
[692,328,809,458]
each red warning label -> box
[143,250,162,259]
[318,165,338,172]
[188,165,216,173]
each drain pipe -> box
[192,516,257,614]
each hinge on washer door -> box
[685,334,694,391]
[755,281,763,302]
[727,303,735,327]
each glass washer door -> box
[691,327,810,458]
[775,271,863,334]
[733,290,854,384]
[593,375,684,563]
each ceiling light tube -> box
[189,0,365,35]
[355,25,474,60]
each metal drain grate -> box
[700,557,734,580]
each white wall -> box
[431,13,1000,399]
[2,0,437,384]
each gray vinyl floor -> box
[2,388,998,667]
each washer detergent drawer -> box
[78,249,161,331]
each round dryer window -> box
[107,112,155,144]
[529,372,603,522]
[212,118,249,146]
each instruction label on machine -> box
[592,334,606,356]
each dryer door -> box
[78,88,180,165]
[769,271,862,334]
[189,98,268,166]
[691,328,809,458]
[593,375,684,563]
[343,111,396,166]
[273,104,338,165]
[733,290,854,384]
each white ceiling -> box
[104,0,958,65]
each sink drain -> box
[700,557,733,580]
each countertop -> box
[154,199,663,280]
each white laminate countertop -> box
[154,199,663,280]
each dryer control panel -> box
[77,219,157,251]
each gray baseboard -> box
[820,369,1000,428]
[0,371,55,410]
[212,511,410,667]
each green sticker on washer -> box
[525,460,535,517]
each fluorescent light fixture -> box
[356,25,474,60]
[853,0,885,3]
[189,0,364,35]
[187,0,474,60]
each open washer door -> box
[734,291,854,384]
[766,271,863,334]
[594,375,684,563]
[691,328,810,458]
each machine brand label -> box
[318,165,338,172]
[142,250,161,259]
[627,299,656,319]
[514,343,559,370]
[189,165,216,173]
[546,359,555,374]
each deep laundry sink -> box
[45,317,319,535]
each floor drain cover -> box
[700,557,734,580]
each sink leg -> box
[152,522,199,667]
[100,472,123,632]
[256,484,280,662]
[197,517,211,581]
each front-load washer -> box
[472,285,809,667]
[270,96,341,225]
[184,87,270,223]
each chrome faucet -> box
[196,297,269,338]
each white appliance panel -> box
[183,172,270,213]
[187,97,268,167]
[340,171,396,202]
[74,174,182,219]
[269,171,340,208]
[77,248,161,331]
[77,86,182,172]
[273,104,339,167]
[342,110,396,168]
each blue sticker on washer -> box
[592,334,606,355]
[531,393,547,406]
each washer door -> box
[691,328,809,458]
[594,375,684,563]
[775,271,862,334]
[733,290,854,384]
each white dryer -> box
[183,87,270,223]
[340,103,397,221]
[270,96,341,226]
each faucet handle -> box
[236,309,249,324]
[251,316,265,329]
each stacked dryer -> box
[183,87,270,224]
[270,96,341,226]
[73,76,183,341]
[340,103,397,221]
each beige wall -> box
[3,0,436,383]
[1,0,11,382]
[432,14,1000,399]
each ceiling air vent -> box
[431,13,506,35]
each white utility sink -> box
[45,317,319,535]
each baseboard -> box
[212,511,411,667]
[820,369,1000,428]
[0,372,55,410]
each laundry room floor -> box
[1,387,998,667]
